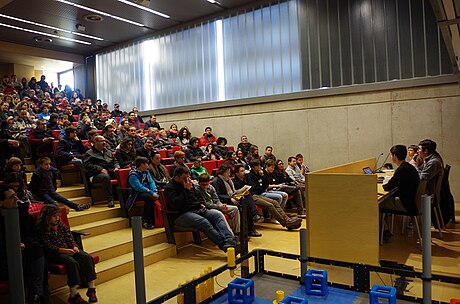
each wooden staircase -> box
[22,158,177,302]
[48,206,176,299]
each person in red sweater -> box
[198,126,217,147]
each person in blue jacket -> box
[127,157,159,229]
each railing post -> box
[299,228,308,284]
[3,208,26,303]
[132,216,146,304]
[421,195,432,304]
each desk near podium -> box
[306,158,394,266]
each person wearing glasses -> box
[84,136,120,208]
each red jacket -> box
[199,134,216,147]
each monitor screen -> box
[362,167,373,174]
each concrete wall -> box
[13,63,34,79]
[0,63,14,77]
[156,83,460,200]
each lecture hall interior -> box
[0,0,460,303]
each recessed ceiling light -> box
[0,21,91,45]
[35,36,53,43]
[55,0,145,27]
[117,0,170,19]
[84,14,104,22]
[0,13,103,41]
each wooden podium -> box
[306,158,381,265]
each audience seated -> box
[132,107,144,124]
[57,127,87,167]
[203,143,218,160]
[236,149,249,170]
[115,138,136,169]
[103,124,119,153]
[407,144,419,168]
[148,151,170,189]
[223,151,237,175]
[28,119,54,157]
[186,137,206,162]
[170,151,187,176]
[168,124,178,139]
[126,157,159,229]
[190,159,209,180]
[247,159,288,209]
[264,159,305,218]
[246,145,260,164]
[83,135,120,208]
[126,126,143,150]
[164,166,236,252]
[111,103,123,117]
[29,157,89,211]
[76,117,94,140]
[214,137,228,160]
[234,163,301,230]
[261,146,276,167]
[199,127,217,147]
[144,114,160,130]
[177,127,191,147]
[212,165,263,237]
[195,173,240,234]
[295,153,310,174]
[127,111,140,129]
[136,137,156,159]
[285,156,305,189]
[237,135,252,157]
[38,205,97,304]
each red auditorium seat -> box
[159,150,167,158]
[216,159,225,167]
[51,129,60,138]
[202,160,217,175]
[161,157,175,165]
[73,115,79,122]
[115,169,163,227]
[139,123,145,129]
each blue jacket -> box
[125,168,158,209]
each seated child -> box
[28,157,90,211]
[38,205,97,304]
[190,158,209,180]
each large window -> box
[96,0,452,111]
[96,1,301,111]
[58,69,74,91]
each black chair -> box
[380,180,427,246]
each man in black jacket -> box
[83,136,120,207]
[57,127,87,166]
[380,145,420,239]
[164,166,236,252]
[136,137,156,159]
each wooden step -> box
[56,184,86,198]
[82,228,167,261]
[68,205,123,227]
[23,157,34,165]
[95,243,176,284]
[48,242,176,292]
[72,217,129,237]
[23,164,35,171]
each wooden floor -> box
[49,208,460,304]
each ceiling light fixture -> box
[55,0,145,27]
[0,21,92,45]
[0,13,103,41]
[206,0,221,4]
[117,0,170,18]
